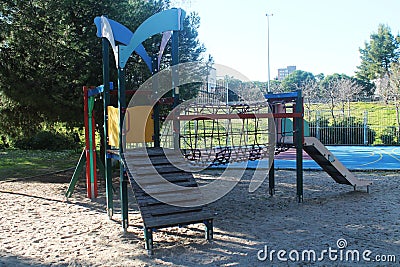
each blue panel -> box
[119,8,186,68]
[94,16,103,37]
[88,85,105,97]
[95,16,151,70]
[264,92,299,99]
[95,16,133,46]
[107,152,120,160]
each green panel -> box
[281,118,293,136]
[304,120,310,137]
[281,118,310,137]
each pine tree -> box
[356,24,400,81]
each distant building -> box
[277,66,296,81]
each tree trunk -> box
[395,97,400,134]
[347,100,351,117]
[330,94,336,123]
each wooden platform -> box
[123,147,213,254]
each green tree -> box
[0,0,205,143]
[356,24,400,81]
[320,74,364,121]
[280,70,315,92]
[253,80,281,94]
[388,62,400,131]
[171,11,206,101]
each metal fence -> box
[304,107,400,145]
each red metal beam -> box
[175,113,302,121]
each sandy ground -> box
[0,169,399,266]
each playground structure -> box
[66,8,216,255]
[65,8,372,254]
[174,89,371,202]
[264,92,372,201]
[66,85,106,199]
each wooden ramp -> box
[124,147,213,254]
[303,137,372,188]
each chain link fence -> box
[304,107,400,145]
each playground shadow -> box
[0,252,103,267]
[0,169,76,184]
[0,254,59,267]
[0,169,140,216]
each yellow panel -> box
[107,106,154,146]
[107,106,120,147]
[126,106,154,143]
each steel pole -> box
[266,13,273,93]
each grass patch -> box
[0,149,80,180]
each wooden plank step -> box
[133,166,186,175]
[138,182,199,195]
[129,180,198,196]
[135,191,203,204]
[143,210,213,228]
[133,196,206,207]
[127,157,185,167]
[132,173,194,185]
[140,204,203,217]
[124,148,176,157]
[130,170,194,178]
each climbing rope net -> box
[161,95,276,166]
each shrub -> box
[14,130,80,151]
[380,126,400,145]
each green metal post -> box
[87,96,96,199]
[204,219,213,241]
[65,150,86,198]
[102,37,113,218]
[152,56,160,147]
[144,227,154,255]
[295,90,304,203]
[268,110,276,196]
[118,67,129,231]
[172,31,180,149]
[268,162,275,196]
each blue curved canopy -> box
[94,8,185,70]
[94,16,152,71]
[119,8,185,68]
[94,16,133,45]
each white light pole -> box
[266,13,273,93]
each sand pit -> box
[0,169,399,266]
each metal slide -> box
[303,137,372,189]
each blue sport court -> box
[243,146,400,171]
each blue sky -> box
[171,0,400,81]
